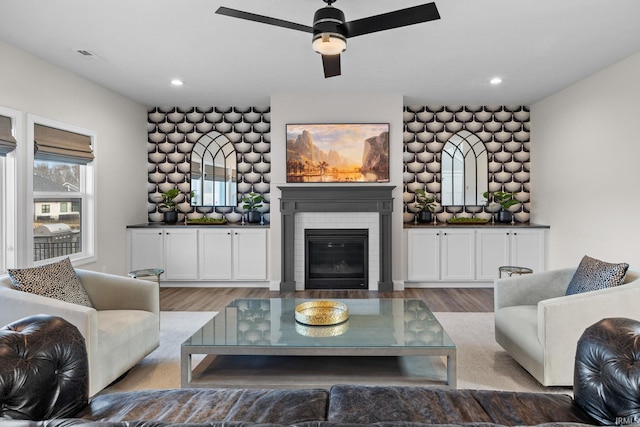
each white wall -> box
[531,51,640,269]
[0,41,148,275]
[269,93,404,290]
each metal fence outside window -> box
[33,241,81,262]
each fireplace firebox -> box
[304,229,368,289]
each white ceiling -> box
[1,0,639,107]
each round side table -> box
[498,266,533,278]
[128,268,164,285]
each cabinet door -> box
[164,229,199,280]
[407,229,440,281]
[511,229,546,274]
[130,229,164,272]
[233,229,267,280]
[441,229,475,281]
[476,230,510,280]
[199,229,233,280]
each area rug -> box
[99,311,571,395]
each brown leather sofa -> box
[1,314,636,426]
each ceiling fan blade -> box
[322,54,341,78]
[344,2,440,38]
[216,6,313,33]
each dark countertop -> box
[404,222,550,229]
[127,222,270,229]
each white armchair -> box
[0,269,159,396]
[494,267,640,386]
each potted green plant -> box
[160,188,182,224]
[242,192,265,223]
[483,191,519,223]
[414,189,437,223]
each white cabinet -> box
[164,229,199,280]
[407,229,440,281]
[441,229,475,281]
[406,228,476,282]
[199,229,233,280]
[509,229,546,274]
[129,229,164,272]
[476,230,510,280]
[129,228,198,280]
[233,229,268,280]
[129,226,268,283]
[406,226,547,284]
[199,228,268,281]
[476,229,546,280]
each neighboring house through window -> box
[28,115,96,264]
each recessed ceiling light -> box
[171,79,184,86]
[490,77,503,85]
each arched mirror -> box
[190,131,237,207]
[441,130,488,206]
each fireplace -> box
[279,185,395,292]
[305,229,368,289]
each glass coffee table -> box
[181,298,456,389]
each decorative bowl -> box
[294,300,349,326]
[295,320,349,337]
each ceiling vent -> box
[73,49,98,59]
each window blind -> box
[0,115,17,156]
[34,124,94,164]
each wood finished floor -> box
[160,287,494,313]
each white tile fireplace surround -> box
[279,185,394,292]
[294,212,380,290]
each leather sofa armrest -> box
[0,315,89,420]
[76,269,159,314]
[494,267,576,310]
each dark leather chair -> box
[0,314,89,420]
[574,317,640,425]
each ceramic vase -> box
[418,211,432,223]
[164,210,178,224]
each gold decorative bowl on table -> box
[295,320,350,337]
[295,300,349,326]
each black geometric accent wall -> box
[146,105,529,225]
[403,106,531,223]
[147,107,271,224]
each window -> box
[28,115,95,265]
[0,107,20,273]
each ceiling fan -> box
[216,1,440,78]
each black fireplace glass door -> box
[305,229,368,289]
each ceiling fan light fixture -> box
[312,32,346,55]
[216,1,441,77]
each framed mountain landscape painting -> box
[285,123,389,183]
